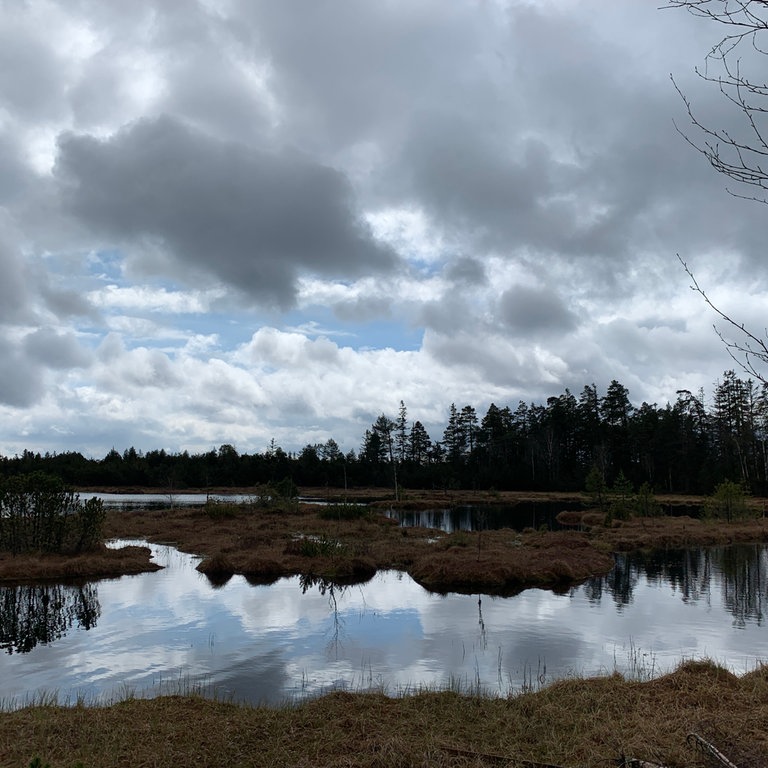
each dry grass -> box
[0,544,160,583]
[1,660,766,767]
[409,530,614,595]
[595,515,768,552]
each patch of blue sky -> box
[279,306,422,352]
[87,249,125,282]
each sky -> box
[2,0,768,459]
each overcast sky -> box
[1,0,767,459]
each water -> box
[85,493,328,510]
[1,542,766,707]
[84,493,263,510]
[386,501,702,532]
[386,502,582,532]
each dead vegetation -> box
[1,660,766,767]
[0,544,160,583]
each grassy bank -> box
[1,660,766,767]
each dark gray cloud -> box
[446,257,486,286]
[0,18,65,122]
[55,116,399,308]
[0,237,32,325]
[23,327,92,370]
[0,338,43,407]
[499,286,577,335]
[236,0,489,152]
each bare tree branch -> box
[667,0,768,202]
[678,255,768,383]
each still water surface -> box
[1,542,766,707]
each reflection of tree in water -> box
[580,554,639,609]
[0,583,100,654]
[715,544,766,628]
[581,545,768,626]
[298,575,349,656]
[641,548,711,605]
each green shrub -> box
[609,471,634,521]
[705,479,752,522]
[0,473,105,555]
[270,477,298,499]
[633,482,661,517]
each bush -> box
[0,472,105,555]
[204,499,240,519]
[633,482,661,517]
[270,477,298,499]
[705,479,751,522]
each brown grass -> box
[0,544,160,583]
[409,530,614,595]
[1,660,766,767]
[595,514,768,552]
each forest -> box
[1,370,767,495]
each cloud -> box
[55,116,399,308]
[499,285,577,336]
[23,327,92,370]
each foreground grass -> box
[1,661,766,767]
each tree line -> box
[3,370,768,495]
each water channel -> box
[1,539,767,708]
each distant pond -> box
[1,542,765,707]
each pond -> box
[1,542,766,707]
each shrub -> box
[270,477,298,499]
[633,482,661,517]
[609,471,634,521]
[705,479,751,522]
[204,499,240,519]
[0,472,105,555]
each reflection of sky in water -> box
[1,542,767,706]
